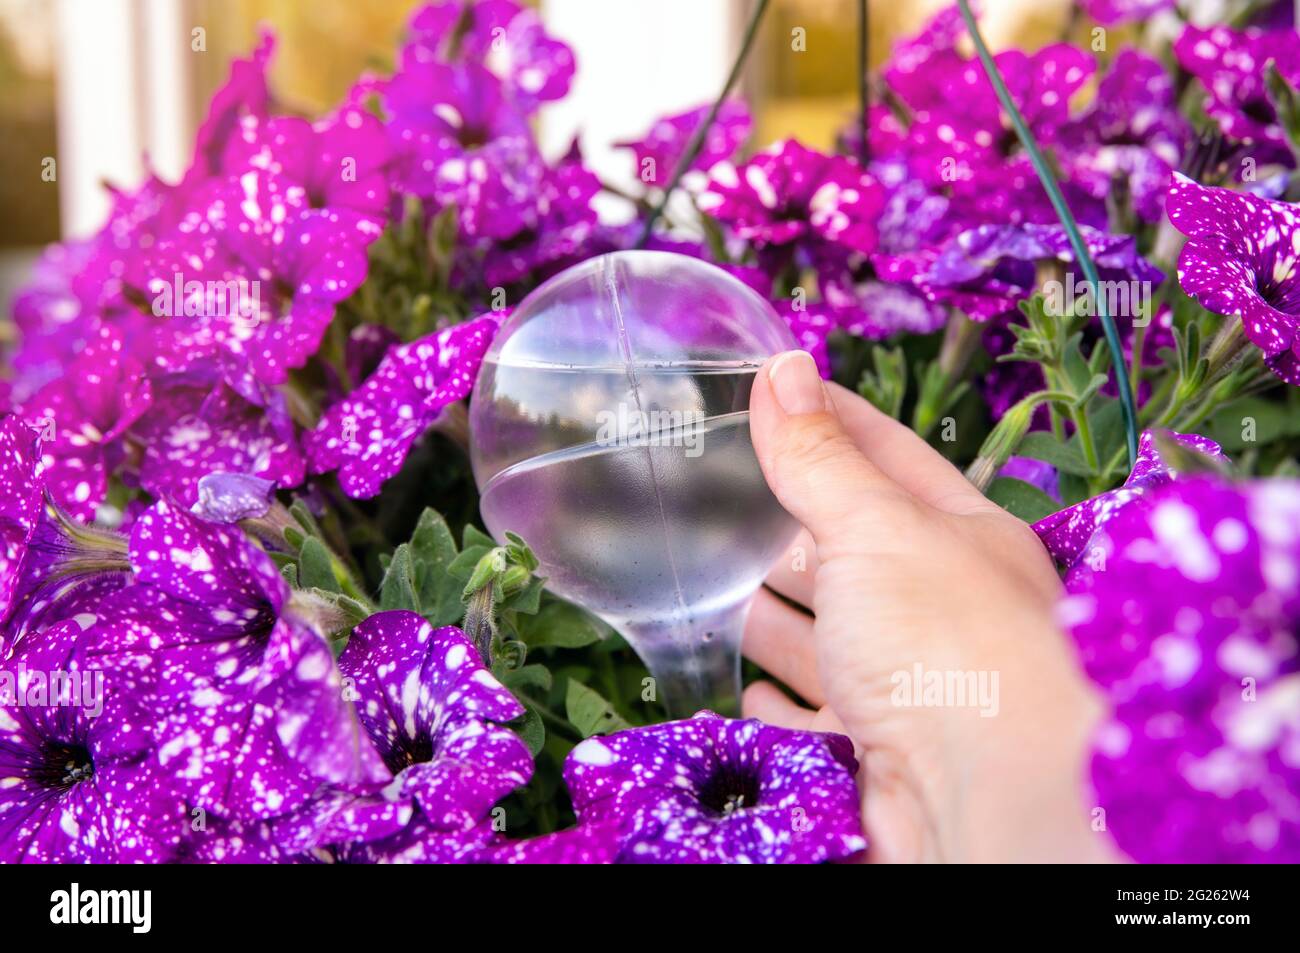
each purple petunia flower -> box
[999,456,1060,500]
[879,5,967,116]
[1166,173,1300,385]
[1061,49,1190,223]
[772,301,836,379]
[867,7,1114,230]
[18,325,153,522]
[177,814,319,864]
[402,0,575,114]
[615,100,752,188]
[90,500,388,821]
[1174,25,1300,164]
[870,157,954,256]
[141,168,372,385]
[7,242,102,404]
[220,105,393,240]
[479,158,601,288]
[0,416,130,658]
[307,316,498,498]
[184,30,274,188]
[383,59,533,211]
[131,368,305,508]
[1060,476,1300,862]
[0,416,46,634]
[823,270,949,339]
[562,711,867,864]
[699,140,884,258]
[0,619,189,862]
[481,821,620,864]
[917,221,1163,322]
[278,611,532,863]
[910,42,1094,183]
[1033,430,1225,583]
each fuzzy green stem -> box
[1072,408,1101,488]
[1204,320,1249,381]
[463,585,496,665]
[1128,321,1147,405]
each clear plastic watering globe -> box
[469,250,801,718]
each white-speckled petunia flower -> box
[562,711,867,864]
[276,611,533,863]
[88,499,389,821]
[1034,429,1225,585]
[306,316,498,498]
[0,619,190,862]
[0,415,130,658]
[1060,476,1300,862]
[1166,174,1300,384]
[17,324,153,523]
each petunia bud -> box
[965,394,1040,492]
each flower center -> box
[1241,95,1276,126]
[698,768,762,817]
[1257,256,1300,315]
[35,742,94,790]
[388,734,435,773]
[459,125,492,149]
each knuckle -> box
[773,416,862,483]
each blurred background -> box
[0,0,1078,309]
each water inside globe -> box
[470,251,801,717]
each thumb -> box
[749,350,919,556]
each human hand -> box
[744,349,1118,863]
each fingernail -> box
[768,350,827,415]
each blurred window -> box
[0,0,59,248]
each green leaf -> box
[463,524,496,550]
[447,544,491,580]
[1016,431,1092,476]
[306,589,371,628]
[407,509,466,626]
[446,525,498,581]
[512,706,546,757]
[298,538,340,593]
[379,543,419,612]
[280,563,298,588]
[986,477,1060,523]
[517,598,611,650]
[500,664,553,695]
[696,209,732,264]
[501,575,545,616]
[1056,471,1090,507]
[1072,373,1109,409]
[289,500,324,539]
[1061,337,1094,396]
[858,345,908,420]
[565,680,633,738]
[1086,397,1126,467]
[503,531,540,572]
[283,525,306,551]
[1206,395,1300,452]
[267,550,298,571]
